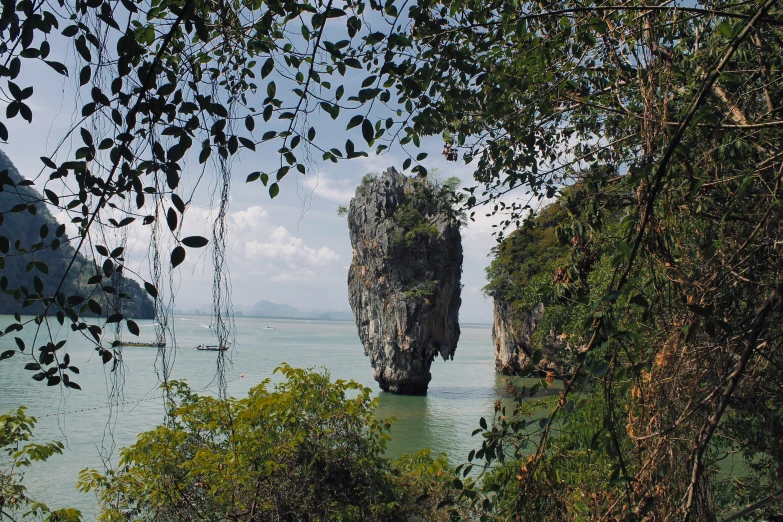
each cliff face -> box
[347,167,462,395]
[0,150,154,318]
[485,200,578,378]
[491,299,569,375]
[492,298,542,374]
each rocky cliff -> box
[485,200,577,377]
[493,298,542,374]
[347,167,462,395]
[492,298,570,376]
[0,150,154,318]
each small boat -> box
[116,341,166,347]
[263,326,276,330]
[196,344,229,351]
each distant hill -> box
[247,300,353,320]
[0,150,154,318]
[249,300,300,318]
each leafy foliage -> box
[0,0,442,388]
[1,407,81,521]
[78,365,455,521]
[392,0,783,518]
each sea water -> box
[0,315,548,518]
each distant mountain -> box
[0,150,154,318]
[249,300,302,318]
[243,300,353,320]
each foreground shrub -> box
[79,365,454,521]
[1,407,81,521]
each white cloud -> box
[301,173,356,203]
[270,268,318,282]
[63,201,341,289]
[229,206,269,229]
[242,225,339,267]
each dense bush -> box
[1,408,81,521]
[78,365,455,521]
[468,163,783,520]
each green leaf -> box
[80,127,93,146]
[717,21,734,38]
[81,102,96,117]
[269,183,280,199]
[172,194,186,214]
[167,208,178,231]
[44,189,60,206]
[79,65,91,86]
[182,236,209,248]
[45,60,69,76]
[127,320,140,336]
[41,156,57,169]
[239,137,255,151]
[0,350,15,360]
[171,246,186,268]
[361,119,374,144]
[7,81,22,100]
[260,58,274,79]
[347,115,364,130]
[144,282,158,299]
[88,299,102,315]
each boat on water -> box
[264,326,276,330]
[196,344,229,351]
[116,341,166,347]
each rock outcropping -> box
[492,298,543,374]
[492,298,572,376]
[347,167,462,395]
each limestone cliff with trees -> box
[484,200,575,377]
[347,167,463,394]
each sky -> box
[0,43,519,325]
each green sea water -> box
[0,315,546,519]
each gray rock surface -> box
[347,167,462,394]
[492,298,570,376]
